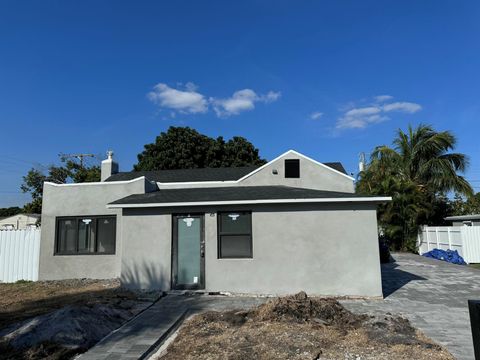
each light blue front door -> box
[172,215,204,289]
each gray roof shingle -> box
[324,162,348,175]
[105,166,259,183]
[109,186,383,206]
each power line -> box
[60,153,95,168]
[0,155,39,166]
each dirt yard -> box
[0,279,157,360]
[160,292,453,360]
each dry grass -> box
[0,279,146,360]
[160,292,453,360]
[0,279,136,329]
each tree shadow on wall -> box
[120,261,168,291]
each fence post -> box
[462,227,469,264]
[469,300,480,360]
[435,227,440,249]
[426,227,430,252]
[447,227,452,249]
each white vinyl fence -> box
[0,229,41,282]
[418,226,480,264]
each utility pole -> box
[60,153,95,168]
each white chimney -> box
[358,152,366,173]
[101,150,119,181]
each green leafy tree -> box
[134,127,266,171]
[450,193,480,215]
[0,207,22,217]
[223,136,266,167]
[357,124,472,251]
[21,158,100,213]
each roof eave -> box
[107,196,391,209]
[444,215,480,221]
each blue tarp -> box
[422,248,467,265]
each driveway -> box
[341,252,480,360]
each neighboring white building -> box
[0,213,40,230]
[445,214,480,227]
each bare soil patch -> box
[160,292,453,360]
[0,279,157,360]
[0,279,138,329]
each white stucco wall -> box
[120,203,382,297]
[239,152,355,193]
[120,209,172,289]
[38,178,154,280]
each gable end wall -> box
[239,153,354,193]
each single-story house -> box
[445,214,480,227]
[39,150,390,297]
[0,213,40,230]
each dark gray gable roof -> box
[105,162,348,183]
[324,162,348,175]
[109,186,376,206]
[105,166,260,183]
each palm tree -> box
[370,124,472,196]
[357,124,472,251]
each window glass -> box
[57,219,77,253]
[97,217,116,253]
[219,235,252,258]
[218,212,252,258]
[285,159,300,178]
[219,212,251,234]
[78,219,95,253]
[55,216,115,255]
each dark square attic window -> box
[285,159,300,178]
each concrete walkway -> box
[341,253,480,360]
[78,294,266,360]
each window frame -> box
[54,215,117,256]
[284,159,300,178]
[217,211,253,259]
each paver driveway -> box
[341,252,480,360]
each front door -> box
[172,214,205,290]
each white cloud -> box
[261,91,282,103]
[148,82,208,114]
[383,101,422,113]
[344,106,381,117]
[374,95,394,103]
[212,89,281,117]
[148,83,280,117]
[310,111,323,120]
[335,96,422,130]
[337,107,387,129]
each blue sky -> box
[1,0,480,207]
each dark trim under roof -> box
[105,162,348,183]
[108,186,388,207]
